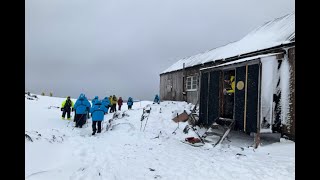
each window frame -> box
[186,75,198,91]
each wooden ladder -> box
[203,117,235,146]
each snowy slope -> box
[25,95,295,180]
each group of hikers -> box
[61,94,134,135]
[61,94,161,135]
[61,94,160,135]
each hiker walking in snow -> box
[91,96,99,107]
[74,93,91,128]
[111,95,117,112]
[127,97,133,110]
[102,96,110,114]
[118,97,123,111]
[108,95,113,113]
[153,94,160,104]
[61,96,74,120]
[90,100,108,135]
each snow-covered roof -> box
[161,12,295,74]
[200,53,281,71]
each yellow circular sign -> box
[237,81,244,90]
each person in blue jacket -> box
[90,100,108,135]
[91,96,99,106]
[101,96,110,114]
[127,97,133,110]
[74,93,91,128]
[153,94,160,104]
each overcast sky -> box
[25,0,294,101]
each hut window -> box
[186,76,198,91]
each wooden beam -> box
[255,63,262,148]
[244,65,248,132]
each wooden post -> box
[244,65,248,132]
[286,48,295,140]
[255,62,262,148]
[254,132,260,148]
[183,63,186,102]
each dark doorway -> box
[199,72,209,125]
[221,70,235,120]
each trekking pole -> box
[143,114,150,132]
[140,108,145,131]
[143,117,148,132]
[67,109,75,127]
[142,107,152,132]
[140,119,143,131]
[72,114,84,131]
[172,122,179,134]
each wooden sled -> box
[172,111,189,123]
[181,137,204,147]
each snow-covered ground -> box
[25,95,295,180]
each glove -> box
[223,89,227,95]
[61,108,64,111]
[72,108,74,112]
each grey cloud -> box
[25,0,294,100]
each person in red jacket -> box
[118,97,123,111]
